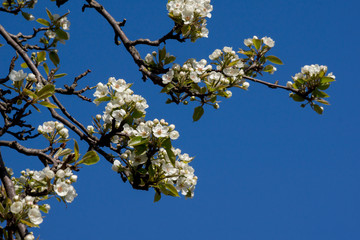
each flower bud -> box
[96,114,102,120]
[70,175,78,182]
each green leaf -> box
[43,62,49,75]
[160,83,174,93]
[39,205,49,213]
[159,46,166,61]
[134,144,147,156]
[39,101,59,108]
[154,190,161,203]
[49,51,60,66]
[31,103,41,112]
[164,183,180,197]
[53,73,67,79]
[21,12,34,21]
[56,148,72,157]
[55,28,69,40]
[313,89,329,98]
[0,43,3,47]
[46,8,53,21]
[78,150,100,165]
[315,98,330,105]
[20,219,38,228]
[181,25,191,36]
[37,51,46,63]
[74,140,79,161]
[228,59,240,67]
[162,138,176,166]
[21,62,28,68]
[128,136,149,147]
[266,55,283,65]
[36,18,50,26]
[313,104,323,115]
[164,55,176,65]
[253,38,262,51]
[291,93,305,102]
[36,84,55,100]
[321,76,335,83]
[192,106,204,122]
[263,65,274,73]
[94,96,111,103]
[23,89,37,99]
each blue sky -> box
[1,0,359,239]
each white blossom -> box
[10,201,23,214]
[9,70,27,82]
[28,208,43,225]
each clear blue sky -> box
[1,0,359,239]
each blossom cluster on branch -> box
[0,0,336,239]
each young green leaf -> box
[128,136,149,147]
[36,84,55,100]
[49,51,60,66]
[74,140,79,161]
[53,73,67,79]
[37,18,50,26]
[55,29,69,40]
[313,104,323,115]
[77,151,100,165]
[193,106,204,122]
[266,55,284,65]
[37,51,46,63]
[253,38,262,51]
[39,101,59,109]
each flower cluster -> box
[161,46,249,99]
[167,0,213,41]
[38,121,70,143]
[6,165,77,231]
[288,64,335,114]
[45,14,70,39]
[92,77,197,199]
[244,36,275,48]
[93,77,149,127]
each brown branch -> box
[129,24,185,46]
[0,24,44,83]
[0,149,28,239]
[0,141,55,165]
